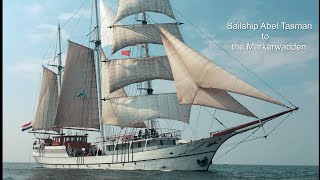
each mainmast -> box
[94,0,105,145]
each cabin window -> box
[108,146,113,151]
[138,142,141,148]
[172,140,176,145]
[65,137,70,141]
[122,145,126,150]
[115,145,118,150]
[160,140,163,145]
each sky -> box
[3,0,319,166]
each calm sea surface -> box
[3,162,318,180]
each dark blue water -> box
[3,162,318,180]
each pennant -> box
[121,50,130,56]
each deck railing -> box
[95,128,181,144]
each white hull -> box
[33,134,232,171]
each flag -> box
[77,90,85,97]
[21,121,32,132]
[121,50,130,56]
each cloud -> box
[227,0,264,23]
[58,13,81,21]
[6,58,42,82]
[58,8,93,22]
[24,3,43,14]
[25,24,70,44]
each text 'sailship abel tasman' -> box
[28,0,299,171]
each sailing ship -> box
[29,0,298,171]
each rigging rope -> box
[212,126,261,163]
[264,111,293,137]
[208,109,217,133]
[171,7,296,108]
[203,108,227,129]
[190,106,201,140]
[60,0,89,28]
[212,111,293,162]
[68,0,92,41]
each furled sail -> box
[55,41,100,129]
[114,0,176,23]
[112,23,183,54]
[108,93,191,128]
[160,27,286,109]
[104,56,173,94]
[102,88,147,128]
[33,67,59,131]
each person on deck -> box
[150,128,154,138]
[138,130,142,139]
[145,129,149,139]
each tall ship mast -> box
[28,0,298,170]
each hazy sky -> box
[3,0,319,166]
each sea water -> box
[3,162,319,180]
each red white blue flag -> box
[21,121,32,132]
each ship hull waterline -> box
[33,134,232,171]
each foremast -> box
[141,12,154,129]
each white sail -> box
[109,93,191,128]
[105,56,173,94]
[102,88,147,128]
[112,23,183,54]
[162,36,256,117]
[100,0,117,47]
[160,27,286,108]
[33,67,59,131]
[101,50,146,128]
[55,42,100,129]
[115,0,176,23]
